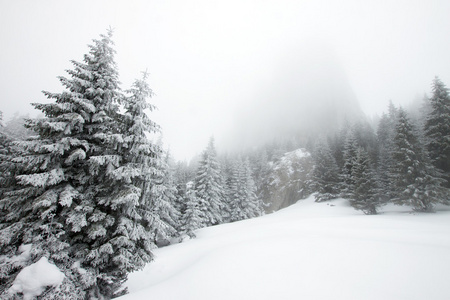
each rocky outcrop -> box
[261,149,314,212]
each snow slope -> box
[120,196,450,300]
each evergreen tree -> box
[249,149,270,195]
[2,113,33,141]
[353,120,378,163]
[180,181,203,238]
[241,158,265,219]
[227,157,265,221]
[0,31,161,298]
[148,150,181,246]
[0,116,15,200]
[424,77,450,187]
[228,157,247,222]
[349,147,379,214]
[218,154,233,223]
[392,108,448,212]
[0,113,27,293]
[172,160,193,218]
[194,138,225,226]
[311,138,340,202]
[340,129,358,199]
[376,110,397,202]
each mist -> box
[220,41,363,152]
[1,0,450,160]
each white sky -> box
[1,0,450,160]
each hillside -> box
[120,196,450,300]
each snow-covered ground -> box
[120,196,450,300]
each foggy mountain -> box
[223,42,364,151]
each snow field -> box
[121,196,450,300]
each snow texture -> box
[120,195,450,300]
[9,257,65,299]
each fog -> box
[1,0,450,160]
[222,41,363,151]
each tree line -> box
[310,78,450,214]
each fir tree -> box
[349,147,379,214]
[172,160,193,217]
[218,155,233,223]
[0,31,162,298]
[241,158,265,219]
[311,138,340,202]
[228,157,265,221]
[194,138,225,226]
[228,157,247,222]
[180,181,203,238]
[148,150,181,246]
[2,113,33,141]
[251,150,271,200]
[341,129,358,199]
[376,110,397,202]
[392,108,448,212]
[0,116,15,200]
[424,77,450,187]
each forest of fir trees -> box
[1,29,450,299]
[308,77,450,214]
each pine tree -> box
[218,155,233,223]
[172,160,193,217]
[227,157,265,221]
[341,129,358,199]
[349,147,379,214]
[0,31,162,298]
[311,138,340,202]
[376,110,398,202]
[0,115,16,200]
[228,157,247,222]
[2,113,33,141]
[392,108,448,212]
[148,150,181,247]
[180,181,203,238]
[241,158,265,219]
[424,77,450,187]
[194,138,225,226]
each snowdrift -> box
[120,196,450,300]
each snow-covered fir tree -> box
[311,138,340,202]
[376,109,398,202]
[0,114,27,294]
[148,149,181,247]
[172,160,195,219]
[179,181,203,238]
[392,108,448,212]
[424,77,450,187]
[194,138,225,227]
[349,147,379,214]
[250,150,271,199]
[0,30,163,299]
[0,117,14,200]
[1,113,33,141]
[340,129,359,199]
[227,157,248,222]
[227,157,265,222]
[217,155,233,223]
[241,158,265,219]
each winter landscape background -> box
[1,1,450,299]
